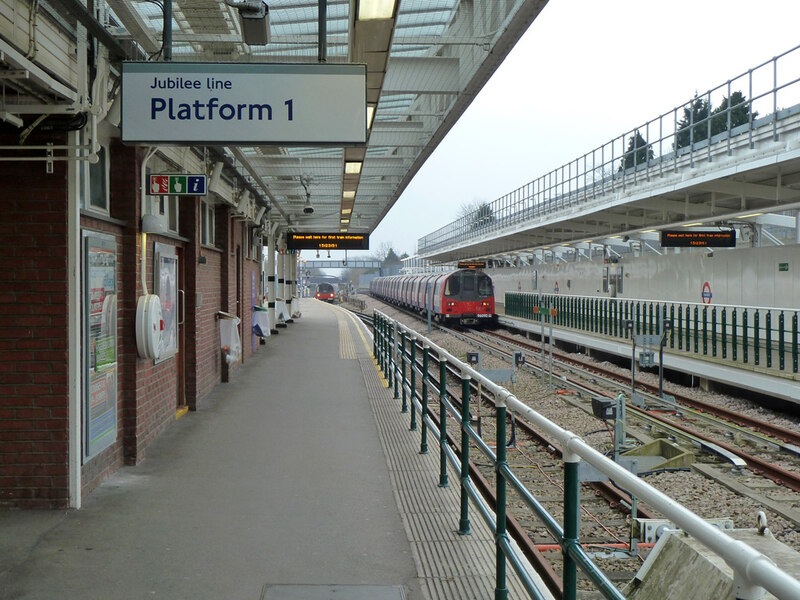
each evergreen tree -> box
[619,130,654,171]
[675,96,711,149]
[711,91,757,136]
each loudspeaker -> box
[255,206,266,224]
[237,190,252,214]
[208,162,224,195]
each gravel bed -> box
[353,296,800,555]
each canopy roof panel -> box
[102,0,549,237]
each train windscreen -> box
[445,270,492,300]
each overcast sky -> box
[311,0,800,262]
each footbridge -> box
[417,45,800,263]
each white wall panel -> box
[491,245,799,310]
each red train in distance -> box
[370,269,496,326]
[315,282,336,302]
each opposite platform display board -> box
[121,62,367,145]
[660,230,736,248]
[458,261,487,269]
[287,232,369,251]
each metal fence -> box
[372,309,800,600]
[504,292,800,374]
[418,44,800,255]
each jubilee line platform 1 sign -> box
[121,62,367,145]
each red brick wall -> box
[0,131,70,508]
[189,202,225,405]
[0,132,266,508]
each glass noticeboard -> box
[83,231,118,459]
[154,243,178,362]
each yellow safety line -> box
[335,304,389,387]
[337,312,357,359]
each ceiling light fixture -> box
[357,0,397,20]
[366,105,375,130]
[345,161,362,174]
[342,190,355,199]
[740,213,764,218]
[682,222,703,227]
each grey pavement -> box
[0,300,422,599]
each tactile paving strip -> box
[358,351,534,600]
[337,310,357,359]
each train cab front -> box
[458,297,496,326]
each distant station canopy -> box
[287,232,369,250]
[660,230,736,248]
[457,260,487,269]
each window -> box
[603,267,609,293]
[251,229,260,260]
[532,270,538,291]
[462,273,475,292]
[444,274,459,296]
[200,200,215,246]
[159,196,178,233]
[82,145,109,213]
[477,274,493,297]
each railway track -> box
[353,307,663,596]
[348,299,800,594]
[486,329,800,449]
[455,326,800,495]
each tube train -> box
[370,269,496,326]
[315,282,336,302]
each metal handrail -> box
[374,309,800,600]
[504,291,799,373]
[417,44,800,256]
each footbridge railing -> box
[372,309,800,600]
[418,44,800,256]
[505,292,799,374]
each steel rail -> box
[485,329,800,449]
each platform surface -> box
[0,299,535,600]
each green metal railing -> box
[374,311,626,600]
[373,310,800,600]
[505,292,799,374]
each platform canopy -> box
[51,0,549,240]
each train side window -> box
[532,270,537,291]
[603,267,609,293]
[445,275,459,296]
[616,267,623,293]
